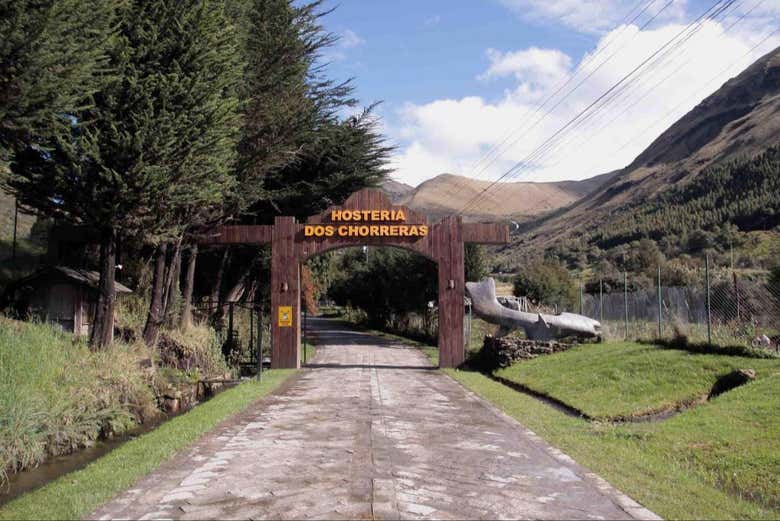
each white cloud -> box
[479,47,573,100]
[389,20,780,187]
[340,29,365,49]
[498,0,688,34]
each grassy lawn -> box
[448,368,780,519]
[495,342,780,419]
[0,370,295,521]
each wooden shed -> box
[2,266,132,338]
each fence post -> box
[249,306,254,351]
[257,306,263,381]
[657,265,662,339]
[227,302,234,349]
[705,254,712,345]
[579,283,584,315]
[599,278,603,324]
[624,271,629,340]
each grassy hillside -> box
[588,146,780,252]
[495,341,780,419]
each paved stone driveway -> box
[90,317,659,520]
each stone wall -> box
[477,335,577,371]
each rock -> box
[477,335,576,371]
[162,397,181,414]
[752,335,771,348]
[709,369,756,398]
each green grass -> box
[0,319,158,482]
[495,342,780,419]
[447,368,780,519]
[0,370,295,521]
[302,341,316,364]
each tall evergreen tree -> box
[0,0,115,163]
[207,0,391,313]
[6,0,243,348]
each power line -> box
[466,0,677,184]
[464,0,660,179]
[458,0,736,215]
[537,0,769,175]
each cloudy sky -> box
[319,0,779,186]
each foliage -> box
[6,0,242,244]
[0,318,157,483]
[585,146,780,265]
[512,258,576,308]
[0,0,115,162]
[301,264,319,314]
[328,248,437,337]
[465,244,488,282]
[0,370,294,521]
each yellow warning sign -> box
[278,306,293,327]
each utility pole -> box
[657,265,662,339]
[599,279,603,324]
[624,271,629,340]
[705,254,712,345]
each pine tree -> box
[207,0,391,314]
[0,0,115,162]
[7,0,243,348]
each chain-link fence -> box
[570,257,780,349]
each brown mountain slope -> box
[386,171,618,221]
[515,45,780,251]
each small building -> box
[2,266,132,337]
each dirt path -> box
[90,317,658,520]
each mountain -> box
[382,171,619,221]
[503,46,780,266]
[380,179,414,201]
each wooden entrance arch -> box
[202,189,508,368]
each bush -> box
[513,259,577,309]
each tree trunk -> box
[143,243,168,346]
[162,239,182,325]
[210,248,230,307]
[89,228,117,349]
[216,265,251,322]
[180,244,198,329]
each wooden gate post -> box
[270,216,301,368]
[436,215,465,368]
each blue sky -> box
[315,0,779,186]
[320,1,594,108]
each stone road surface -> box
[91,317,659,520]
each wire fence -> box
[568,256,780,350]
[192,299,270,374]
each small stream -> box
[0,381,239,506]
[0,417,164,506]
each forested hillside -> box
[590,146,780,251]
[499,47,780,274]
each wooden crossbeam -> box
[461,222,509,244]
[200,225,273,245]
